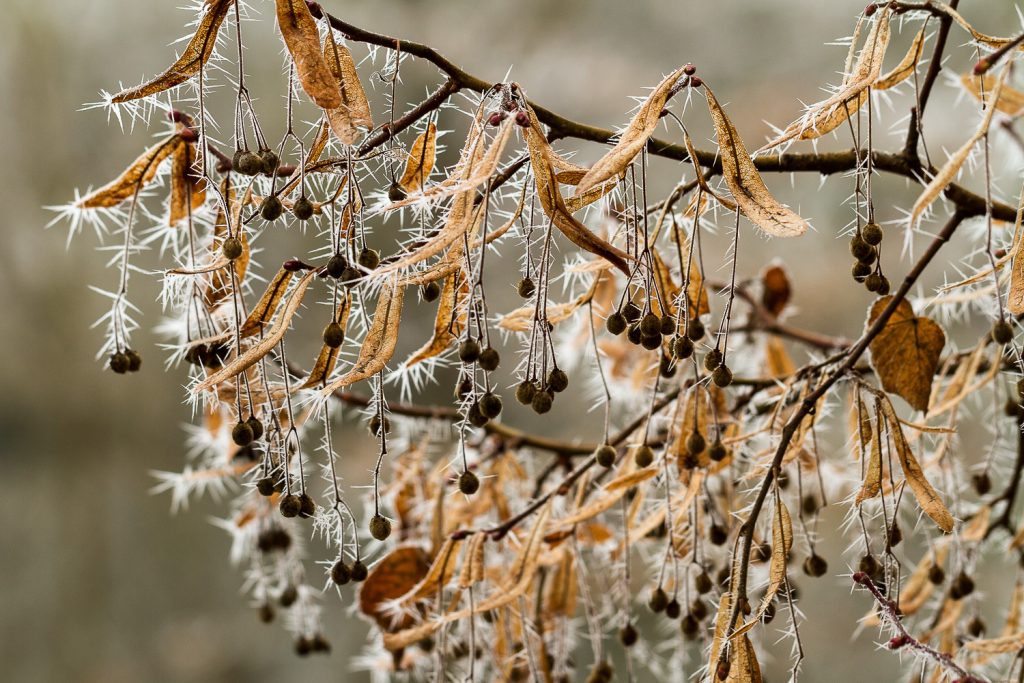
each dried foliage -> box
[57,2,1024,681]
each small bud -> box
[487,111,506,126]
[683,63,696,75]
[514,111,530,127]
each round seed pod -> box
[712,365,733,387]
[852,261,872,282]
[681,614,700,640]
[686,431,706,456]
[311,634,331,653]
[673,335,694,359]
[515,380,537,405]
[458,470,480,495]
[690,598,709,621]
[640,332,662,350]
[634,445,655,468]
[648,587,669,613]
[875,274,891,295]
[622,302,642,322]
[927,564,945,585]
[640,313,661,336]
[294,638,312,658]
[331,559,351,586]
[479,392,503,419]
[126,349,142,372]
[618,623,638,647]
[231,148,245,171]
[245,415,264,441]
[260,196,284,221]
[298,493,315,518]
[626,324,643,345]
[455,376,474,400]
[369,514,392,541]
[862,222,883,246]
[222,236,244,260]
[487,111,506,127]
[514,111,530,127]
[708,439,727,462]
[421,281,441,302]
[323,322,345,348]
[864,272,882,293]
[704,348,723,371]
[665,598,681,620]
[185,343,206,366]
[478,347,500,372]
[686,318,705,341]
[660,315,676,335]
[605,312,627,335]
[858,553,880,578]
[716,659,731,681]
[594,444,616,468]
[972,472,992,495]
[357,248,380,270]
[850,234,872,261]
[547,368,569,393]
[517,277,536,298]
[279,494,301,518]
[204,342,230,368]
[256,477,276,496]
[258,149,279,175]
[350,559,368,582]
[292,196,315,221]
[232,420,254,446]
[258,603,275,623]
[695,570,713,594]
[803,553,828,577]
[109,352,130,374]
[387,183,408,202]
[467,402,489,427]
[327,254,347,279]
[950,572,975,600]
[236,150,262,176]
[459,339,481,363]
[280,584,299,607]
[659,355,677,378]
[887,522,903,547]
[992,320,1014,345]
[858,246,878,266]
[709,524,728,546]
[967,616,986,638]
[531,389,554,415]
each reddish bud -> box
[487,111,506,127]
[683,63,696,76]
[852,571,869,585]
[865,3,877,16]
[887,634,910,650]
[689,76,703,88]
[514,111,530,127]
[974,58,990,75]
[179,127,198,143]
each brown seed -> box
[369,514,392,541]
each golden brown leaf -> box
[357,545,432,631]
[961,72,1024,117]
[323,30,373,144]
[856,407,883,504]
[394,537,463,605]
[867,296,946,412]
[168,141,206,226]
[732,496,791,638]
[964,632,1024,654]
[405,271,468,366]
[275,0,342,110]
[761,263,791,317]
[875,28,927,90]
[704,87,809,237]
[397,122,437,193]
[78,135,184,209]
[574,66,687,195]
[878,397,954,533]
[239,267,296,338]
[319,280,405,395]
[111,0,234,102]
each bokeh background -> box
[2,1,1022,681]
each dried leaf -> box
[682,128,736,212]
[764,337,796,378]
[728,635,763,683]
[458,532,487,588]
[732,497,792,638]
[323,30,373,144]
[961,72,1024,117]
[708,592,732,676]
[405,271,468,366]
[705,87,809,237]
[878,397,954,533]
[394,537,464,605]
[856,408,883,504]
[964,632,1024,654]
[934,1,1024,50]
[300,291,352,389]
[168,141,206,226]
[398,122,437,193]
[319,280,405,395]
[867,296,946,412]
[195,269,317,393]
[275,0,342,110]
[910,67,1006,228]
[498,272,603,333]
[357,545,432,631]
[111,0,234,102]
[761,263,792,316]
[875,28,927,90]
[239,267,296,338]
[522,104,633,275]
[574,66,686,195]
[78,135,184,209]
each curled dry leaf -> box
[574,66,686,195]
[405,271,468,366]
[760,263,792,317]
[760,7,890,149]
[397,122,437,193]
[878,396,954,533]
[856,405,883,504]
[910,66,1006,228]
[323,30,373,144]
[195,269,318,393]
[299,290,351,389]
[961,73,1024,118]
[393,537,464,606]
[239,267,296,338]
[111,0,234,103]
[275,0,342,110]
[704,87,809,238]
[681,128,736,212]
[874,27,927,91]
[964,632,1024,654]
[867,296,946,412]
[728,635,764,683]
[522,104,633,275]
[77,135,184,209]
[1008,189,1024,315]
[168,140,206,226]
[732,496,792,639]
[319,280,405,396]
[934,1,1024,50]
[357,545,432,631]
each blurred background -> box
[1,1,1021,681]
